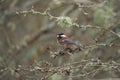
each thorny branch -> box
[16,8,120,39]
[49,42,120,58]
[16,8,57,20]
[0,59,120,79]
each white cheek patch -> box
[61,35,66,37]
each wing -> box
[62,39,75,44]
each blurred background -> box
[0,0,120,80]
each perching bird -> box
[57,33,82,53]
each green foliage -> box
[115,26,120,37]
[93,5,115,27]
[57,17,72,27]
[107,70,118,77]
[51,73,62,80]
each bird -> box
[57,33,82,53]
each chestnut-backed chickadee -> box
[57,33,82,53]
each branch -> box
[16,9,120,39]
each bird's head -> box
[57,33,66,39]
